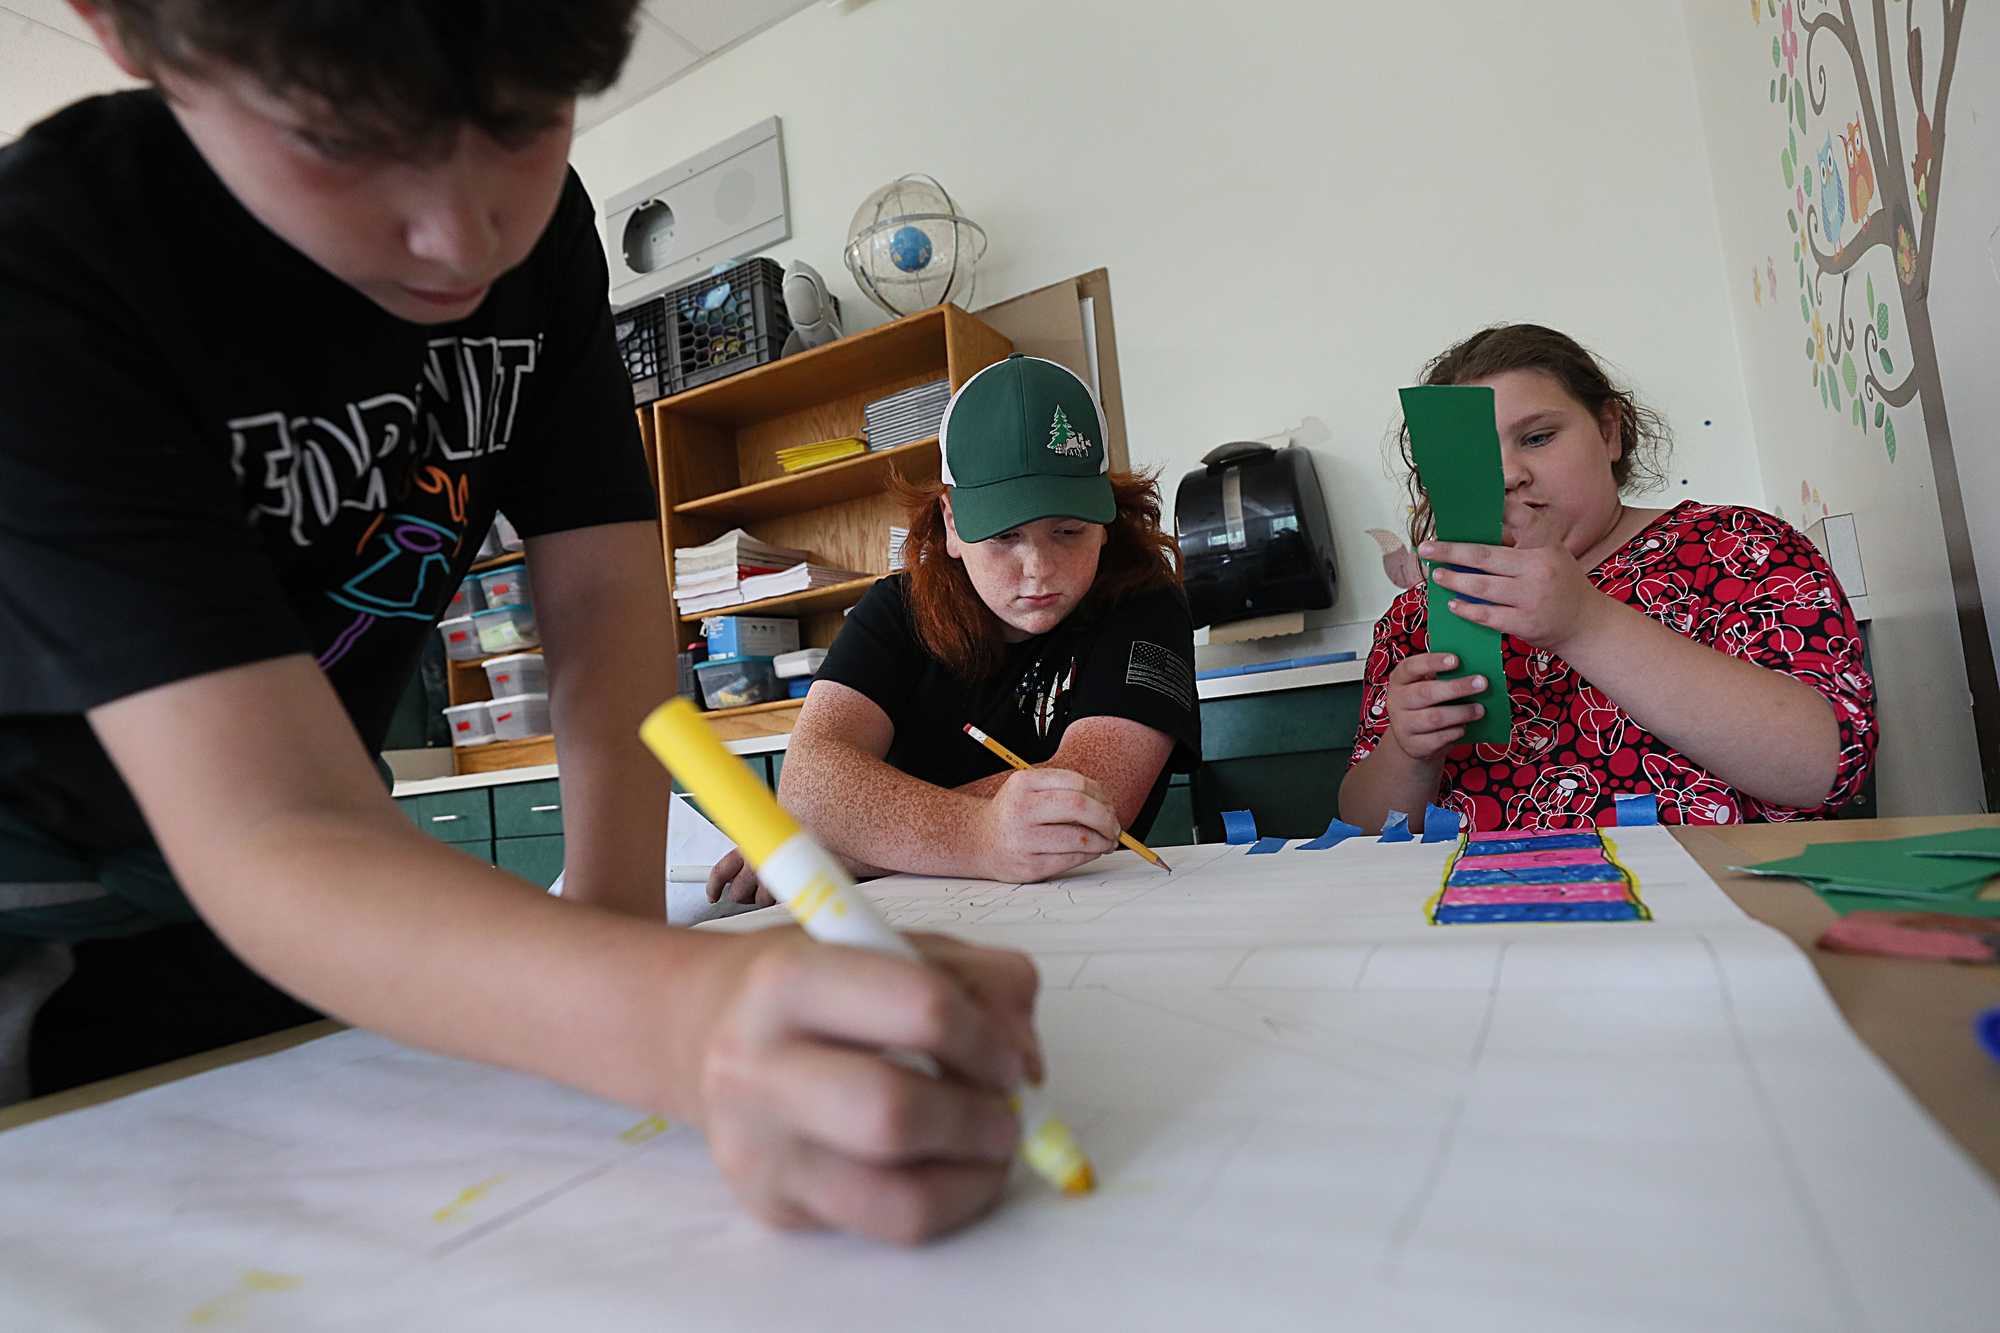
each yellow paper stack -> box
[775,435,867,473]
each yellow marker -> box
[962,723,1172,874]
[640,698,1095,1196]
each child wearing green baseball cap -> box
[705,355,1199,900]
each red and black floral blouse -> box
[1350,502,1877,831]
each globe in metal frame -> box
[842,174,988,318]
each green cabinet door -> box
[493,779,564,839]
[495,835,565,889]
[397,789,493,845]
[1148,777,1197,847]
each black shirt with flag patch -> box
[814,574,1200,839]
[0,92,655,853]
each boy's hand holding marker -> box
[683,925,1045,1243]
[645,699,1095,1244]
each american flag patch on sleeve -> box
[1126,640,1194,712]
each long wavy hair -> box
[1397,324,1672,551]
[892,469,1182,681]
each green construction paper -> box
[1817,888,2000,919]
[1399,385,1512,748]
[1737,832,2000,895]
[1902,828,2000,860]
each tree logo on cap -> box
[1046,405,1093,458]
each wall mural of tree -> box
[1762,0,1997,803]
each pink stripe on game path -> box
[1467,827,1599,842]
[1454,847,1607,869]
[1444,883,1632,905]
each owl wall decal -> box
[1817,133,1847,245]
[1840,118,1875,220]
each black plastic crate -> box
[665,257,794,394]
[613,296,670,405]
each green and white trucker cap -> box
[939,354,1114,542]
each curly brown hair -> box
[89,1,639,149]
[1397,324,1672,551]
[891,470,1183,682]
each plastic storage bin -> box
[438,614,484,662]
[704,614,799,660]
[772,647,826,679]
[473,605,538,654]
[444,579,484,620]
[442,701,496,747]
[666,258,793,393]
[693,654,780,710]
[475,564,531,610]
[785,677,812,700]
[614,296,670,405]
[482,651,546,697]
[677,640,708,706]
[485,692,552,740]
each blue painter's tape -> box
[1435,900,1641,924]
[1221,809,1259,845]
[1614,793,1659,826]
[1421,805,1462,843]
[1978,1007,2000,1066]
[1247,837,1289,854]
[1301,816,1366,851]
[1379,810,1413,843]
[1449,863,1628,887]
[1460,833,1604,856]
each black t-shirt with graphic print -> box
[0,92,655,853]
[814,574,1201,840]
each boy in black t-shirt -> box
[707,355,1200,906]
[0,1,1040,1245]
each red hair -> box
[890,469,1182,681]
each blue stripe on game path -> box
[1247,837,1289,854]
[1448,863,1628,887]
[1435,901,1641,924]
[1460,833,1604,856]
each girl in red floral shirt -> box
[1343,325,1875,833]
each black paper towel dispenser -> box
[1174,441,1338,630]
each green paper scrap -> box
[1735,831,2000,896]
[1901,828,2000,860]
[1399,385,1512,747]
[1816,888,2000,919]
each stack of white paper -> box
[672,528,812,614]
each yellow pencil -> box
[961,723,1172,874]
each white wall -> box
[0,1,139,144]
[571,0,1764,655]
[1683,1,1986,814]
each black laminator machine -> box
[1173,441,1338,630]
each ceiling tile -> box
[576,12,700,134]
[640,0,815,56]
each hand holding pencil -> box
[964,724,1173,874]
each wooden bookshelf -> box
[677,576,879,623]
[673,438,939,526]
[653,303,1014,676]
[469,550,523,574]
